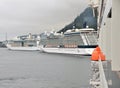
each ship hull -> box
[41,47,94,55]
[6,44,39,51]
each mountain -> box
[58,7,97,33]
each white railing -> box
[99,59,108,88]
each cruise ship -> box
[6,33,40,51]
[40,28,98,55]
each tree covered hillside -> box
[58,7,97,33]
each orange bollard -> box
[91,50,99,61]
[91,46,106,61]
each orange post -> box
[91,46,106,61]
[91,50,99,61]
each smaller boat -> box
[6,33,40,51]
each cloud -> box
[0,0,89,40]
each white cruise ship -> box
[40,28,98,55]
[6,33,40,51]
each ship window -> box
[107,8,112,18]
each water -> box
[0,48,91,88]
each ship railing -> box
[99,59,108,88]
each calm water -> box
[0,48,91,88]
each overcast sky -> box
[0,0,89,40]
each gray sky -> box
[0,0,89,40]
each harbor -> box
[0,48,120,88]
[0,0,120,88]
[0,48,91,88]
